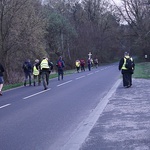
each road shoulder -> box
[80,79,150,150]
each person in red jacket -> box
[0,63,4,96]
[80,59,85,71]
[56,56,65,80]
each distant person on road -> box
[94,58,98,68]
[33,59,41,86]
[56,56,65,81]
[75,59,80,73]
[87,58,92,71]
[119,52,135,88]
[0,63,4,96]
[40,57,53,90]
[80,59,85,71]
[23,59,32,86]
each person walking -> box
[56,56,65,81]
[0,63,4,96]
[94,58,98,68]
[80,59,85,71]
[33,59,40,86]
[87,58,91,71]
[40,57,53,90]
[22,59,32,86]
[119,52,135,88]
[75,59,80,73]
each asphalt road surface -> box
[0,64,120,150]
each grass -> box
[3,83,23,91]
[133,62,150,79]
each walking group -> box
[75,58,99,73]
[0,52,135,96]
[22,56,65,90]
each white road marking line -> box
[95,71,99,73]
[76,76,85,80]
[87,73,93,76]
[0,104,11,109]
[23,89,51,100]
[57,80,72,87]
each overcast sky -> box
[110,0,122,5]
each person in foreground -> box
[119,52,135,88]
[0,63,4,96]
[40,57,53,90]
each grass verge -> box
[133,62,150,79]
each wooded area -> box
[0,0,150,83]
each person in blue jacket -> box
[22,59,32,86]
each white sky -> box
[110,0,122,5]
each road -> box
[0,64,120,150]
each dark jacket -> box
[23,61,32,73]
[56,59,65,70]
[119,57,135,74]
[118,58,124,70]
[0,63,4,76]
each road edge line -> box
[61,79,121,150]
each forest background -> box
[0,0,150,84]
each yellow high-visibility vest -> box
[122,56,130,70]
[40,59,49,70]
[76,61,80,67]
[33,66,39,75]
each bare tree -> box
[112,0,150,58]
[0,0,46,83]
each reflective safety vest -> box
[33,66,39,75]
[76,61,80,67]
[122,56,130,70]
[40,59,49,70]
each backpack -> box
[125,58,133,69]
[58,61,62,67]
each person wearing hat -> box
[119,52,135,88]
[40,57,53,90]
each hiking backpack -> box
[58,61,62,67]
[125,58,133,69]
